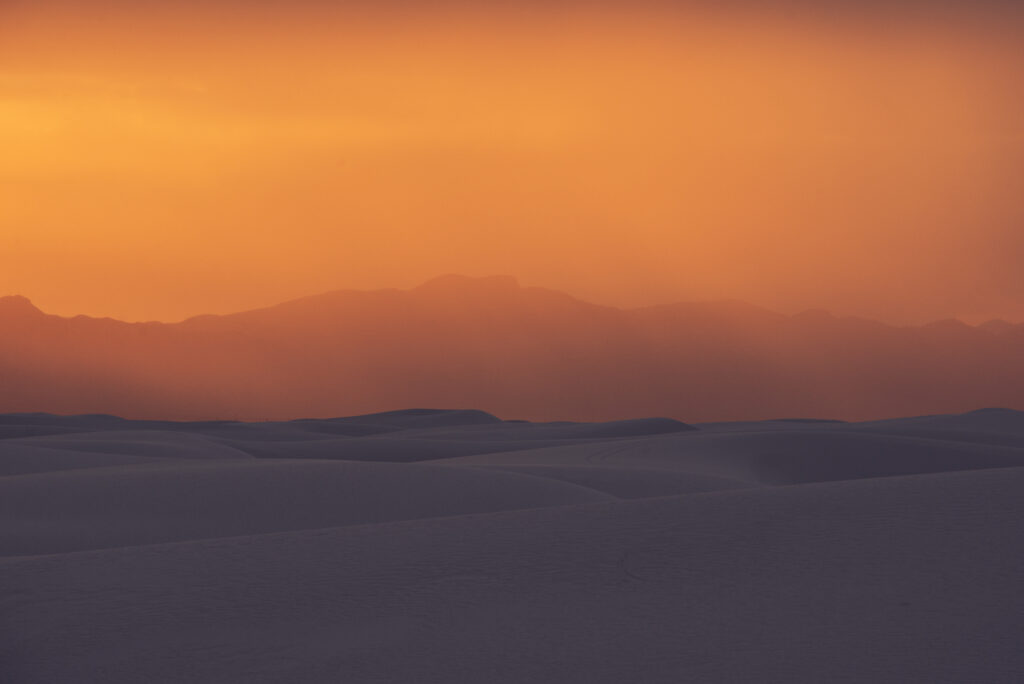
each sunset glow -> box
[3,1,1023,323]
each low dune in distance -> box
[2,407,1023,682]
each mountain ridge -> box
[3,275,1020,332]
[4,275,1024,423]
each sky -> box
[2,0,1023,324]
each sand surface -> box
[2,408,1022,682]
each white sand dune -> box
[12,430,256,459]
[0,442,171,477]
[0,459,614,556]
[435,429,1024,485]
[2,408,1022,682]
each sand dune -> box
[2,408,1022,682]
[0,460,613,556]
[435,428,1024,485]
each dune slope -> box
[1,409,1022,682]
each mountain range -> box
[3,274,1024,422]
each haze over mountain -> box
[6,0,1024,325]
[4,274,1024,423]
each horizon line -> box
[2,274,1019,329]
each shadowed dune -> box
[465,465,756,498]
[435,428,1024,485]
[0,443,171,477]
[2,408,1023,682]
[0,459,613,556]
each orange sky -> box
[2,1,1023,324]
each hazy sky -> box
[2,0,1023,323]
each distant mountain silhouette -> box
[4,275,1024,422]
[0,296,44,319]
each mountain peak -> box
[923,318,973,332]
[978,319,1017,334]
[0,295,43,318]
[792,308,836,322]
[414,274,521,295]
